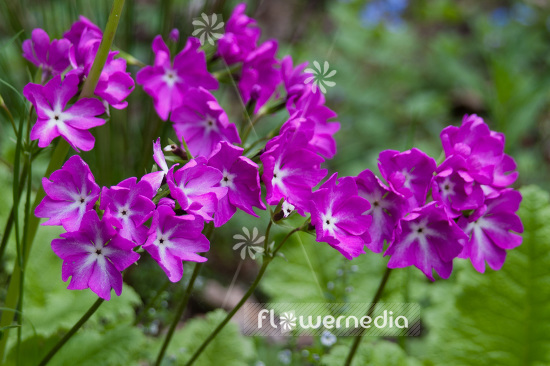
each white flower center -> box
[118,205,131,220]
[272,161,287,187]
[321,212,337,235]
[220,169,236,189]
[45,105,70,128]
[203,116,219,134]
[162,69,181,88]
[401,169,413,188]
[439,177,455,198]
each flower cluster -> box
[31,3,524,301]
[357,115,523,279]
[37,135,266,299]
[23,17,134,151]
[37,149,210,299]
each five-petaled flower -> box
[136,36,218,120]
[35,155,100,232]
[385,202,467,280]
[22,28,71,81]
[51,211,140,300]
[23,74,106,151]
[143,206,209,282]
[100,178,156,246]
[309,174,372,260]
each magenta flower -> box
[100,178,156,245]
[142,138,171,192]
[67,25,102,77]
[23,74,106,151]
[51,211,140,300]
[287,88,340,159]
[94,51,135,109]
[136,36,218,120]
[63,16,102,46]
[378,148,436,210]
[440,114,505,185]
[385,202,467,280]
[458,189,523,273]
[22,29,71,80]
[218,3,260,65]
[492,154,519,188]
[143,206,209,282]
[261,128,327,213]
[309,174,372,260]
[35,155,100,232]
[239,40,281,113]
[62,17,134,109]
[280,111,340,159]
[171,88,240,158]
[167,157,228,222]
[208,142,265,227]
[281,56,311,103]
[355,169,406,253]
[432,155,485,218]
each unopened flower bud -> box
[169,28,180,43]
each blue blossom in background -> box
[360,0,408,30]
[512,3,537,26]
[491,7,510,27]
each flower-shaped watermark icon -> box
[192,13,225,46]
[304,61,337,94]
[279,311,296,332]
[233,227,265,260]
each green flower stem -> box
[240,100,286,145]
[0,161,29,267]
[0,0,126,360]
[343,267,393,366]
[154,262,204,366]
[37,298,104,366]
[183,226,302,366]
[80,0,126,99]
[16,152,32,364]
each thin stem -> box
[264,220,273,251]
[241,100,286,145]
[16,152,32,363]
[183,226,302,366]
[0,163,29,267]
[154,262,203,366]
[0,0,126,359]
[184,259,270,366]
[0,104,18,136]
[221,261,244,309]
[343,267,393,366]
[12,106,25,366]
[37,298,104,366]
[80,0,126,99]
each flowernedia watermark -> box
[240,303,420,336]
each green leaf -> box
[426,185,550,366]
[5,325,146,366]
[161,309,254,366]
[322,340,421,366]
[260,231,430,306]
[18,225,141,340]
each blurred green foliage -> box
[1,0,550,365]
